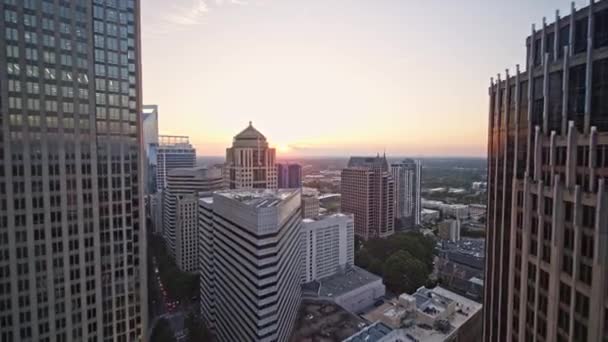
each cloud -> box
[163,0,210,26]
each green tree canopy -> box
[383,250,429,294]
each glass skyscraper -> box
[0,0,146,341]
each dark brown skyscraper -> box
[341,155,395,240]
[485,2,608,342]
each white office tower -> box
[301,213,355,283]
[391,159,422,229]
[163,167,223,272]
[199,189,302,342]
[225,122,278,189]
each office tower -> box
[163,167,223,272]
[341,155,395,240]
[485,2,608,342]
[0,0,146,341]
[142,105,158,194]
[301,213,355,283]
[156,135,195,191]
[301,187,320,219]
[199,189,302,342]
[224,122,277,189]
[391,159,422,229]
[277,162,302,188]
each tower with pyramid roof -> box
[224,122,278,189]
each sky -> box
[141,0,588,157]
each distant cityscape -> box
[142,117,488,341]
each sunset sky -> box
[141,0,586,157]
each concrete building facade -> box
[199,189,302,342]
[163,167,223,272]
[0,0,147,340]
[224,122,277,190]
[301,213,355,283]
[301,187,320,219]
[391,159,422,229]
[341,155,395,240]
[485,2,608,341]
[156,135,196,191]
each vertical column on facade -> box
[506,66,521,342]
[546,168,564,342]
[497,71,511,341]
[484,78,495,342]
[527,25,536,177]
[543,52,550,134]
[518,174,532,341]
[589,175,607,342]
[588,177,608,341]
[550,132,557,185]
[555,10,561,63]
[534,126,542,181]
[584,0,595,134]
[568,185,582,342]
[562,46,571,135]
[490,74,501,342]
[589,127,598,193]
[541,17,547,67]
[566,122,578,188]
[569,2,576,58]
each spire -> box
[249,121,252,127]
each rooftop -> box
[363,287,482,342]
[343,322,393,342]
[347,155,388,170]
[215,189,298,208]
[291,300,366,342]
[318,266,382,298]
[302,212,351,224]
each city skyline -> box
[142,0,589,157]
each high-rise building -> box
[0,1,146,340]
[163,167,223,272]
[142,105,159,194]
[391,159,422,229]
[156,135,196,191]
[277,162,302,188]
[341,155,395,240]
[224,122,277,189]
[301,213,355,283]
[199,189,302,342]
[485,2,608,342]
[301,187,320,219]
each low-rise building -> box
[362,286,482,342]
[436,240,485,300]
[342,322,393,342]
[308,266,386,314]
[421,209,440,223]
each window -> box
[574,16,589,54]
[569,64,587,119]
[592,58,608,130]
[595,8,608,48]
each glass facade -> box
[0,0,145,341]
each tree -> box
[383,250,430,294]
[151,318,176,342]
